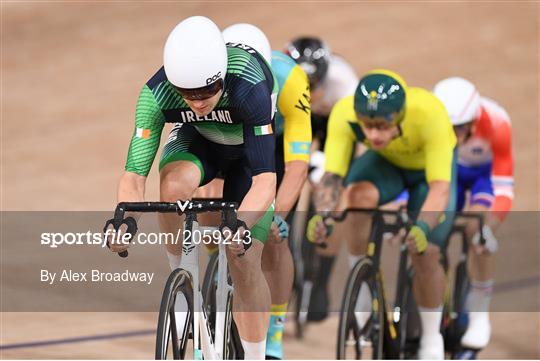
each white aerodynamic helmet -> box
[433,77,481,126]
[163,16,227,90]
[222,23,272,64]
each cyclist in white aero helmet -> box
[107,15,281,360]
[434,77,514,357]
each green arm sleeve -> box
[125,85,165,176]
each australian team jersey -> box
[325,87,456,182]
[458,96,514,219]
[271,50,312,163]
[124,45,278,177]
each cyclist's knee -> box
[228,240,264,283]
[194,178,224,198]
[410,244,442,273]
[160,162,200,201]
[265,235,289,249]
[346,181,379,208]
[262,239,289,266]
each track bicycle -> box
[107,200,248,360]
[395,212,485,360]
[332,208,485,359]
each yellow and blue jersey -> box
[271,50,312,163]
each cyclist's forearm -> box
[275,161,308,218]
[418,180,450,230]
[117,172,146,201]
[116,171,146,220]
[313,172,343,213]
[239,172,277,228]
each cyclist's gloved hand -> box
[406,221,429,254]
[220,219,251,257]
[103,217,138,257]
[273,215,289,239]
[472,224,498,254]
[307,214,332,244]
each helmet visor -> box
[173,79,224,101]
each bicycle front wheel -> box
[337,257,385,359]
[201,252,243,360]
[155,268,194,360]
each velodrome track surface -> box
[2,2,539,359]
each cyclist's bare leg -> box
[159,161,201,256]
[194,178,224,248]
[462,203,494,349]
[262,237,293,307]
[344,181,379,256]
[466,204,493,281]
[195,178,224,199]
[409,245,446,307]
[321,185,348,256]
[228,240,271,342]
[159,160,202,336]
[409,244,446,358]
[342,182,380,328]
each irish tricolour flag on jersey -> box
[136,128,151,139]
[254,124,273,136]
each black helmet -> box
[286,36,330,88]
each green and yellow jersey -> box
[325,87,456,182]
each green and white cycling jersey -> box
[125,44,278,177]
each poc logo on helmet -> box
[206,72,222,85]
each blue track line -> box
[0,329,155,350]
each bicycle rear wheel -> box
[155,268,193,360]
[337,257,385,359]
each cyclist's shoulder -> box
[407,86,439,104]
[405,87,448,121]
[331,94,355,117]
[224,45,276,108]
[225,45,272,86]
[479,96,511,125]
[271,50,297,70]
[139,67,188,110]
[146,66,169,91]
